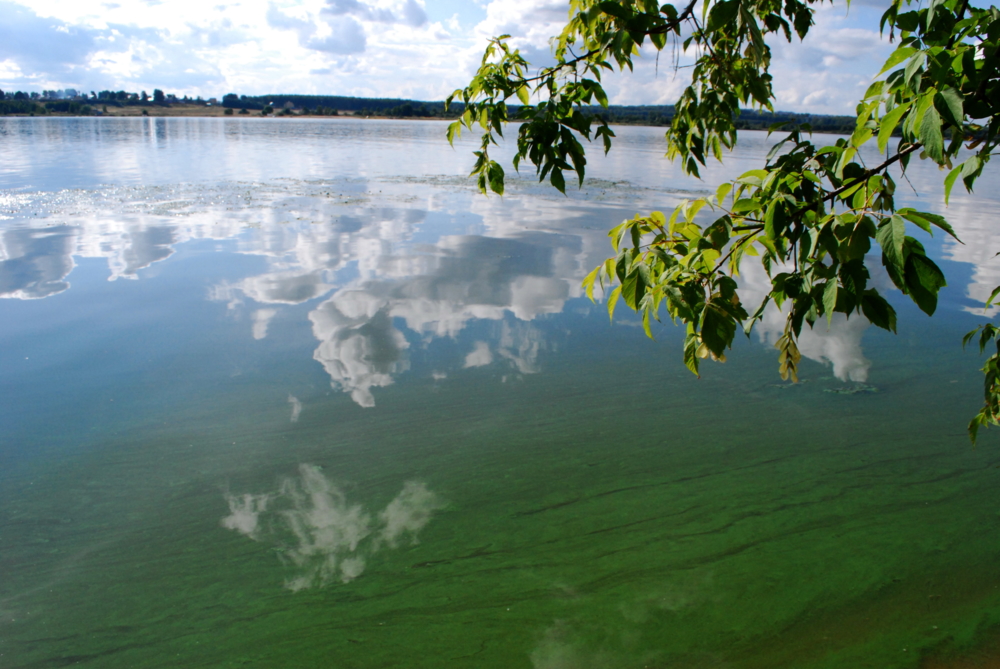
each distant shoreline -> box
[3,105,855,135]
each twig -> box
[946,0,971,49]
[513,0,700,86]
[713,230,761,272]
[819,142,921,204]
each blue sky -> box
[0,0,894,114]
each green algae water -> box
[3,117,1000,668]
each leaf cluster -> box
[457,0,1000,442]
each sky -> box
[0,0,895,115]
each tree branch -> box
[708,144,921,277]
[946,0,971,49]
[516,0,700,86]
[713,230,761,273]
[820,142,922,204]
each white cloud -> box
[323,0,428,27]
[766,5,894,114]
[0,0,897,114]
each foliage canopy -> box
[447,0,1000,441]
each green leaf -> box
[910,91,935,137]
[516,85,529,106]
[715,182,733,205]
[487,161,505,195]
[834,146,857,180]
[732,198,761,214]
[861,292,897,332]
[878,102,911,154]
[597,1,632,19]
[979,325,997,353]
[744,296,770,335]
[706,0,739,32]
[683,332,700,376]
[969,413,986,444]
[919,104,944,164]
[985,285,1000,310]
[876,217,906,285]
[621,267,648,309]
[936,86,964,127]
[550,167,566,194]
[905,253,946,316]
[944,164,961,205]
[606,285,622,320]
[763,200,789,242]
[878,46,918,75]
[903,51,926,89]
[736,169,768,185]
[897,208,960,241]
[766,138,790,161]
[897,209,932,234]
[700,304,736,358]
[964,327,982,348]
[823,280,838,325]
[863,80,885,100]
[850,125,873,150]
[446,121,461,146]
[582,264,602,302]
[593,85,609,108]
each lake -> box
[2,116,1000,669]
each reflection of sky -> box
[738,260,872,383]
[0,226,78,299]
[222,464,444,590]
[935,194,1000,318]
[2,119,998,403]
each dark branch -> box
[517,0,700,86]
[820,142,922,204]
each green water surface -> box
[2,118,1000,669]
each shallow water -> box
[2,117,1000,668]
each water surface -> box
[2,117,1000,668]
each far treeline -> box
[0,88,857,135]
[0,88,208,117]
[223,93,858,133]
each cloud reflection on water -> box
[222,464,444,590]
[300,232,574,405]
[938,194,1000,318]
[0,176,898,398]
[738,260,872,383]
[0,226,78,299]
[310,300,410,408]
